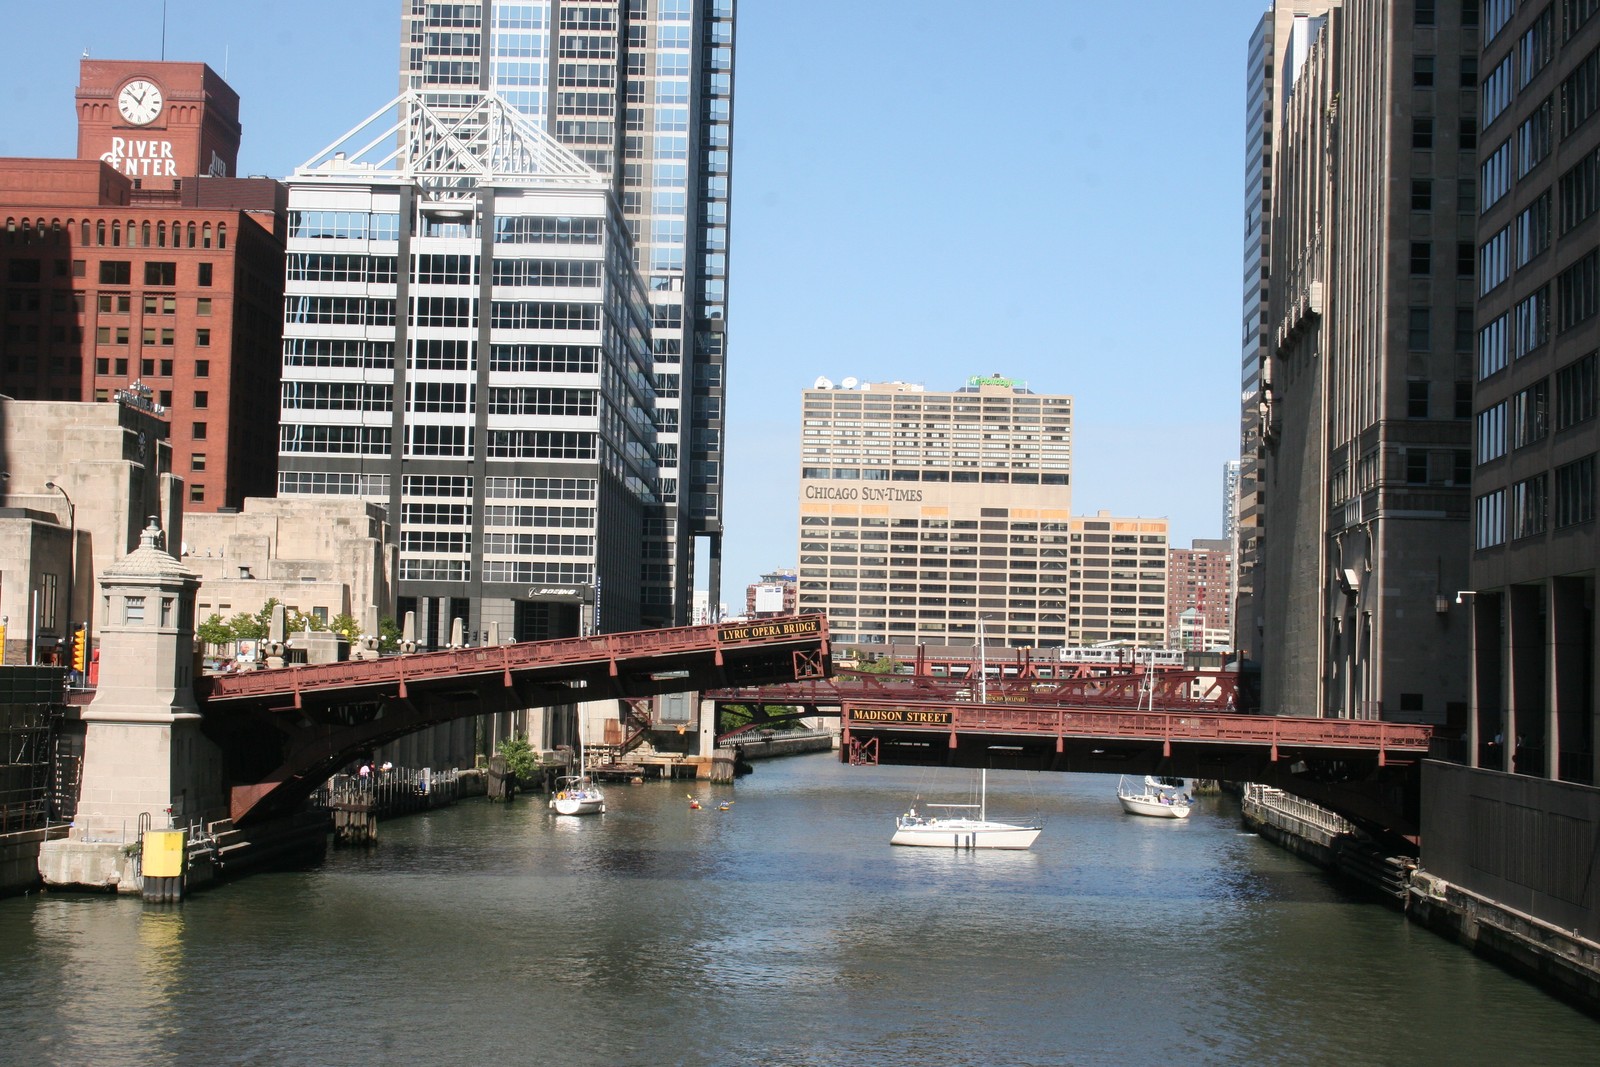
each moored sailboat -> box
[890,769,1042,850]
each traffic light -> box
[72,626,87,673]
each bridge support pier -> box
[39,519,229,894]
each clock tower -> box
[76,60,241,189]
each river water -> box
[3,753,1595,1066]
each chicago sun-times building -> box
[275,94,659,645]
[796,377,1167,651]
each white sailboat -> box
[549,713,606,816]
[1116,775,1191,819]
[890,769,1042,850]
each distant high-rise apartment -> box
[398,0,735,625]
[1467,1,1600,784]
[1258,0,1475,721]
[796,376,1083,647]
[1167,537,1232,651]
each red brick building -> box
[1166,538,1233,650]
[0,61,284,512]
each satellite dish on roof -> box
[813,376,834,389]
[841,376,859,390]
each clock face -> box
[117,79,163,126]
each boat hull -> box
[550,795,605,815]
[1117,795,1190,819]
[890,820,1041,849]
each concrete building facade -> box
[1468,1,1600,784]
[1258,0,1475,722]
[1238,3,1341,660]
[0,397,180,664]
[182,496,396,635]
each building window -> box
[1514,287,1550,357]
[195,359,209,377]
[1479,226,1511,293]
[1458,241,1475,277]
[1510,474,1548,538]
[1515,192,1551,265]
[1411,241,1433,275]
[1406,451,1430,484]
[198,262,212,286]
[1412,179,1433,210]
[1554,455,1596,526]
[1482,139,1512,208]
[1416,0,1436,23]
[144,261,176,286]
[1414,116,1435,148]
[1407,380,1430,417]
[1555,350,1598,428]
[1476,488,1506,548]
[196,298,212,316]
[194,391,208,409]
[196,328,210,347]
[1511,380,1549,448]
[1456,381,1474,419]
[1408,308,1432,350]
[1559,46,1600,138]
[1478,401,1508,462]
[125,595,145,623]
[1457,307,1476,353]
[192,453,207,472]
[1557,248,1600,330]
[1558,145,1600,233]
[193,422,207,440]
[98,261,130,285]
[1414,55,1436,88]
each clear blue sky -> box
[0,0,1269,600]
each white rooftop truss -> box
[293,91,607,189]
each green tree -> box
[327,612,361,641]
[196,613,233,647]
[498,736,541,781]
[854,656,903,675]
[378,616,403,653]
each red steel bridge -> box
[195,614,830,826]
[710,663,1436,843]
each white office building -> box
[276,93,658,644]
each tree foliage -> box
[853,656,903,675]
[498,736,541,781]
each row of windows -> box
[1477,352,1598,461]
[284,338,395,369]
[492,216,603,245]
[480,561,592,584]
[288,211,402,242]
[488,343,599,373]
[482,533,594,555]
[288,253,399,284]
[1475,455,1597,547]
[492,258,602,287]
[489,300,601,330]
[286,296,395,326]
[486,387,597,416]
[483,505,594,528]
[282,382,393,411]
[278,471,390,496]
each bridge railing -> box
[842,700,1434,754]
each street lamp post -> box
[45,481,74,669]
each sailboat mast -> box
[980,768,987,821]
